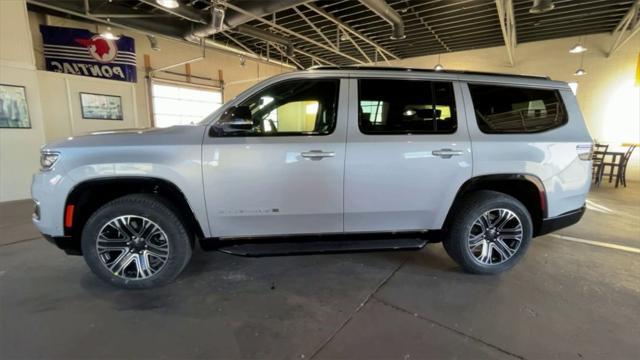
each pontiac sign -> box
[40,25,137,83]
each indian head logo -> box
[74,35,118,63]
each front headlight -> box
[40,151,60,171]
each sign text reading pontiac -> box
[40,25,137,83]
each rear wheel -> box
[81,194,192,289]
[443,191,532,274]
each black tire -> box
[81,194,192,289]
[443,190,533,274]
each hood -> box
[44,125,207,150]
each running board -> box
[217,238,428,257]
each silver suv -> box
[32,67,593,288]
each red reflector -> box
[539,191,547,215]
[64,205,75,228]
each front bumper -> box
[31,170,74,237]
[536,205,586,237]
[42,234,82,255]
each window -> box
[218,79,339,136]
[358,79,457,134]
[152,81,222,128]
[468,84,567,134]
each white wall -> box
[0,0,47,202]
[383,33,640,179]
[37,72,141,140]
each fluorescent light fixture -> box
[156,0,179,9]
[569,44,587,53]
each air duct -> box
[187,3,226,39]
[224,0,306,29]
[359,0,405,40]
[184,0,302,55]
[529,0,555,14]
[185,0,304,40]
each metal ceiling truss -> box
[25,0,638,69]
[496,0,517,66]
[608,0,640,56]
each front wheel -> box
[81,194,192,289]
[443,191,533,274]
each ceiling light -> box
[573,50,587,76]
[434,54,444,71]
[529,0,554,14]
[574,68,587,76]
[100,27,120,40]
[569,44,587,53]
[156,0,179,9]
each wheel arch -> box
[63,176,205,254]
[444,174,547,236]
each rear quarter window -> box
[468,84,568,134]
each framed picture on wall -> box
[0,84,31,129]
[80,93,123,120]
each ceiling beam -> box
[272,44,305,69]
[608,0,640,57]
[223,2,365,64]
[495,0,516,66]
[294,48,338,66]
[292,7,337,51]
[304,3,400,60]
[221,32,258,55]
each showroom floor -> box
[1,184,639,359]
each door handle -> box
[301,150,335,160]
[432,149,464,159]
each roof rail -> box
[307,65,551,80]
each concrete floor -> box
[1,184,639,359]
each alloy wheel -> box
[467,208,523,265]
[96,215,170,280]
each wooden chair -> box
[618,144,637,187]
[599,144,637,188]
[592,143,608,186]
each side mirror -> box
[210,106,254,136]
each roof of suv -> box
[303,65,570,90]
[307,65,551,80]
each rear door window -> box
[358,79,457,134]
[468,84,567,133]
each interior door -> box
[202,78,348,237]
[344,77,472,232]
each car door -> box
[344,76,472,232]
[202,77,348,237]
